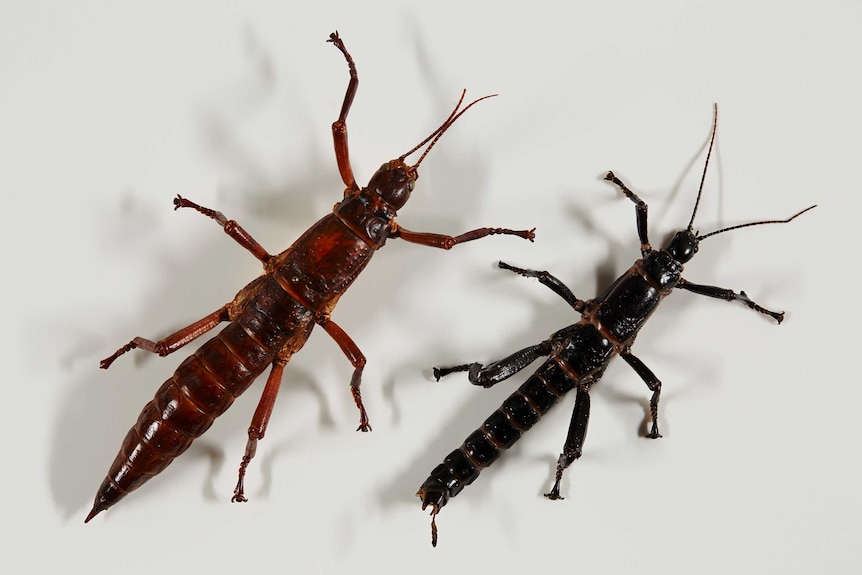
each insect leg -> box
[318,317,371,431]
[545,388,591,500]
[604,171,651,255]
[327,31,359,191]
[433,340,554,387]
[232,354,289,503]
[676,278,785,323]
[620,351,662,438]
[173,195,273,265]
[497,261,585,312]
[100,305,230,369]
[100,276,267,369]
[389,223,535,249]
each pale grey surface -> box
[2,1,858,573]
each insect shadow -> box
[50,30,337,519]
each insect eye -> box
[379,162,390,171]
[408,179,416,191]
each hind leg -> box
[545,388,591,500]
[433,340,554,388]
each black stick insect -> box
[416,105,815,546]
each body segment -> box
[90,277,315,518]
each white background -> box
[2,1,859,573]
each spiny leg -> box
[621,351,662,438]
[498,261,585,312]
[326,31,359,190]
[433,340,554,387]
[389,223,535,249]
[232,355,289,503]
[173,195,274,265]
[318,316,371,431]
[100,306,230,369]
[545,388,591,500]
[605,171,651,255]
[676,278,785,323]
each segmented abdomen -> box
[418,358,578,510]
[89,277,314,518]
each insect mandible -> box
[417,105,814,546]
[86,32,534,523]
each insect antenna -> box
[697,204,816,241]
[685,104,816,241]
[686,103,719,232]
[400,90,498,169]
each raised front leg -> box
[327,31,359,191]
[498,261,585,312]
[545,388,591,500]
[621,351,663,438]
[318,316,371,431]
[605,171,651,256]
[676,278,785,323]
[433,340,554,387]
[389,223,535,249]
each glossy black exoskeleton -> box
[417,105,815,546]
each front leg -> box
[605,171,651,256]
[327,31,359,191]
[677,278,785,323]
[389,222,535,249]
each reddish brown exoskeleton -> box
[86,31,534,523]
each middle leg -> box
[318,316,371,431]
[174,195,273,265]
[621,351,663,439]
